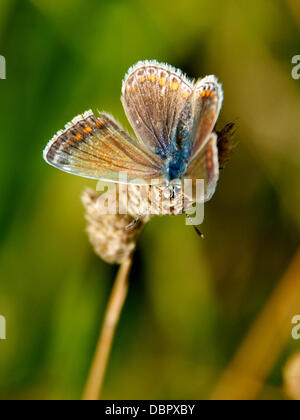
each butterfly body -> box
[163,138,192,181]
[44,60,223,203]
[163,99,194,180]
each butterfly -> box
[43,60,223,203]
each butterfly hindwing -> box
[190,75,223,158]
[185,132,219,202]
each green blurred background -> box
[0,0,299,400]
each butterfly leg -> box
[125,216,142,231]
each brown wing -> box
[185,133,219,202]
[191,75,223,158]
[43,110,162,184]
[121,60,193,156]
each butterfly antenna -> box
[193,225,205,239]
[185,213,205,239]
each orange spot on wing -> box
[159,77,167,87]
[148,74,156,83]
[170,81,179,90]
[95,119,105,128]
[207,160,213,169]
[75,133,83,141]
[83,125,92,134]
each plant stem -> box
[82,257,132,400]
[211,248,300,400]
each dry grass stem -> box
[82,257,132,400]
[211,248,300,400]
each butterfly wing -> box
[190,75,223,158]
[185,133,219,202]
[43,110,162,184]
[121,60,194,157]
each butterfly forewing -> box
[185,133,219,202]
[121,60,193,157]
[43,110,162,183]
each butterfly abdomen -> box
[164,114,193,180]
[165,155,185,180]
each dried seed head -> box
[82,183,195,264]
[82,187,151,264]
